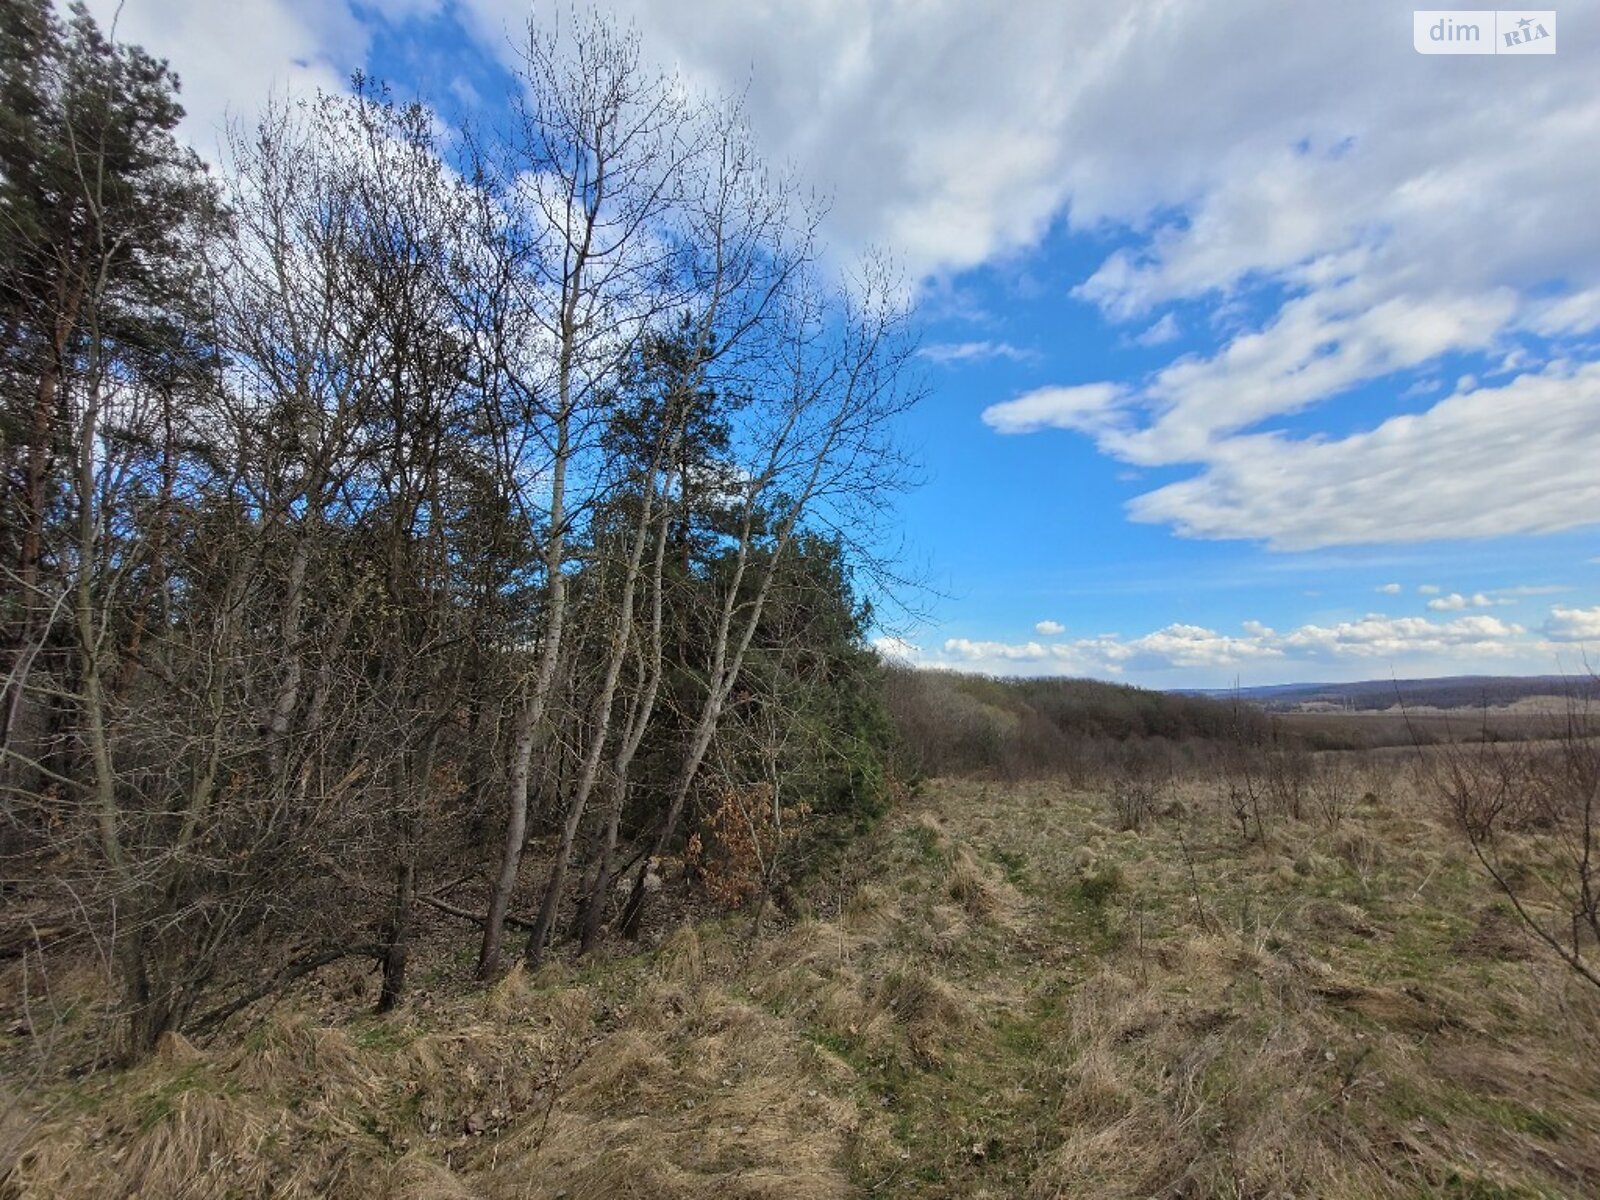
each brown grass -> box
[5,758,1600,1197]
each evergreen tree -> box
[0,0,219,699]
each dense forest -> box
[884,665,1269,780]
[1214,674,1600,712]
[0,1,917,1058]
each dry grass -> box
[5,758,1600,1197]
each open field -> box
[1276,708,1576,751]
[4,757,1599,1198]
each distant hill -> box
[885,666,1264,779]
[1183,674,1599,712]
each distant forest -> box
[1211,674,1600,712]
[885,666,1268,780]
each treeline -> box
[885,666,1270,781]
[1235,675,1600,713]
[0,3,913,1059]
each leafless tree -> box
[1424,689,1600,991]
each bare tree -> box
[474,12,711,977]
[1424,689,1600,990]
[0,3,922,1060]
[618,259,920,937]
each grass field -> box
[4,757,1599,1198]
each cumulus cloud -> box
[1487,585,1569,600]
[1033,620,1066,636]
[871,635,922,663]
[428,0,1582,298]
[1119,363,1600,549]
[982,383,1127,436]
[74,0,416,156]
[1376,583,1401,594]
[89,0,1600,557]
[942,639,1049,663]
[1419,584,1441,595]
[909,609,1543,678]
[1427,592,1495,612]
[1544,607,1600,643]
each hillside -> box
[1196,675,1600,713]
[7,761,1598,1198]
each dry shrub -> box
[1333,826,1385,877]
[655,924,706,987]
[473,982,858,1200]
[1108,768,1162,832]
[945,846,999,918]
[403,1021,550,1135]
[1456,904,1534,961]
[749,923,891,1048]
[564,1029,676,1113]
[483,961,536,1019]
[231,1011,378,1104]
[117,1086,280,1200]
[874,965,974,1062]
[686,784,810,909]
[841,883,893,934]
[1303,898,1381,939]
[944,845,1023,927]
[1055,1042,1139,1126]
[1,1058,305,1200]
[1033,952,1372,1200]
[813,975,891,1045]
[928,902,969,954]
[1310,981,1446,1033]
[382,1153,478,1200]
[1310,757,1358,827]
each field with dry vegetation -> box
[6,748,1599,1199]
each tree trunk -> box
[378,854,416,1012]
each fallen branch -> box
[187,942,386,1035]
[418,891,537,931]
[0,921,79,961]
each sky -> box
[78,0,1600,689]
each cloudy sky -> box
[83,0,1600,687]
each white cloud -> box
[1121,363,1600,549]
[1490,585,1569,598]
[1419,584,1441,595]
[918,340,1032,366]
[103,1,1600,334]
[1033,620,1065,636]
[1376,583,1401,594]
[1086,284,1518,468]
[899,610,1551,679]
[72,0,404,157]
[1132,312,1180,347]
[83,1,1600,560]
[1544,607,1600,643]
[871,635,921,662]
[982,383,1126,436]
[432,0,1589,299]
[942,638,1049,663]
[1273,614,1525,660]
[1427,592,1496,612]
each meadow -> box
[6,738,1597,1198]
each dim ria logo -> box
[1414,10,1556,54]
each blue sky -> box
[85,0,1600,687]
